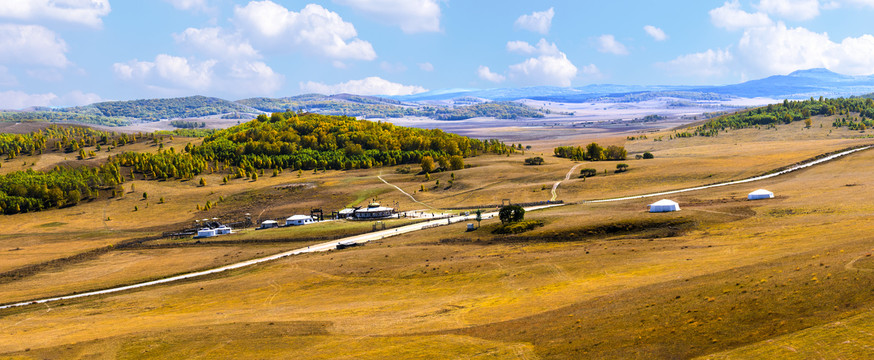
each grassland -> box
[2,112,874,358]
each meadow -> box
[2,113,874,358]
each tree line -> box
[554,143,627,161]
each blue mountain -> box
[395,68,874,103]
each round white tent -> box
[648,199,680,213]
[748,189,774,200]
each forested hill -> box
[676,95,874,137]
[86,95,256,120]
[191,112,514,172]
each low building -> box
[648,199,680,213]
[196,228,216,238]
[286,215,315,226]
[748,189,774,200]
[214,226,232,235]
[338,208,356,218]
[260,220,279,229]
[353,203,394,219]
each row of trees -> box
[0,162,123,214]
[697,96,874,136]
[554,143,627,161]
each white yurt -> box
[286,215,315,226]
[648,199,680,213]
[748,189,774,200]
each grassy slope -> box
[3,115,874,358]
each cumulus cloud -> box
[299,77,427,96]
[661,48,734,78]
[0,24,68,68]
[164,0,211,12]
[234,1,376,61]
[579,64,601,76]
[710,0,773,30]
[738,22,874,76]
[506,39,560,56]
[0,0,111,28]
[508,52,578,87]
[0,90,101,110]
[173,27,260,60]
[477,66,506,83]
[644,25,668,41]
[758,0,820,20]
[596,34,629,55]
[334,0,441,33]
[514,8,554,34]
[418,62,434,72]
[113,54,283,96]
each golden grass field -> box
[3,115,874,358]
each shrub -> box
[580,168,597,177]
[492,220,544,234]
[616,163,629,172]
[524,157,545,165]
[499,205,525,223]
[642,152,654,159]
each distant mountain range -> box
[4,68,874,127]
[396,68,874,102]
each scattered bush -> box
[524,157,545,165]
[580,168,598,177]
[642,152,654,159]
[492,220,544,234]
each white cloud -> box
[300,77,427,96]
[114,55,283,96]
[0,24,68,68]
[596,34,629,55]
[0,90,101,109]
[0,0,111,28]
[644,25,668,41]
[506,39,560,56]
[477,66,506,83]
[380,61,407,73]
[579,64,601,76]
[418,62,434,72]
[508,53,578,87]
[334,0,441,33]
[234,1,376,61]
[661,48,734,78]
[758,0,820,20]
[710,0,773,30]
[738,22,874,76]
[164,0,211,12]
[514,8,554,35]
[174,27,260,60]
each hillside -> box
[86,95,256,121]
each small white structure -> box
[260,220,279,229]
[748,189,774,200]
[196,228,217,238]
[648,199,681,213]
[286,215,315,226]
[214,226,232,235]
[353,203,394,219]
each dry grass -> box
[3,117,874,358]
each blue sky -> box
[3,0,874,108]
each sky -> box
[3,0,874,109]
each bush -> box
[616,163,629,172]
[642,152,654,159]
[580,168,597,177]
[524,157,545,165]
[492,220,544,234]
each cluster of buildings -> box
[194,218,233,238]
[648,189,774,213]
[259,202,396,230]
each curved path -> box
[551,163,583,201]
[1,146,869,311]
[377,173,436,210]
